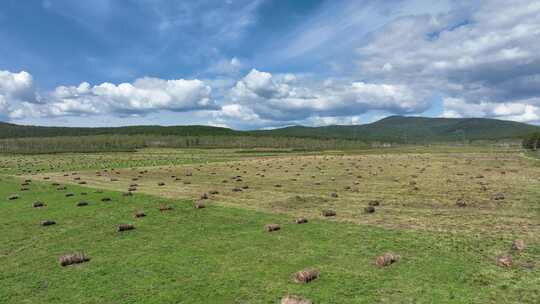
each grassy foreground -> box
[1,176,539,303]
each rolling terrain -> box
[2,116,539,142]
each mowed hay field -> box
[1,147,540,303]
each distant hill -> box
[256,116,540,143]
[1,116,538,143]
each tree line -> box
[0,134,369,154]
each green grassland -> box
[1,146,540,303]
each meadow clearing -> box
[1,146,539,303]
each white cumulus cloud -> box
[7,75,218,119]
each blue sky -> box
[1,0,539,128]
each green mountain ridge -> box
[1,116,538,143]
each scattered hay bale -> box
[8,194,19,200]
[122,192,133,197]
[117,224,135,232]
[511,240,526,252]
[295,218,308,224]
[456,199,467,208]
[65,193,75,197]
[293,268,320,283]
[101,197,111,202]
[20,187,29,191]
[134,211,146,218]
[78,181,87,185]
[330,192,338,198]
[158,182,166,186]
[33,201,45,208]
[274,184,282,188]
[375,252,400,267]
[200,193,209,200]
[369,200,380,207]
[496,254,513,268]
[159,205,173,212]
[77,201,89,207]
[232,188,243,192]
[194,201,206,209]
[281,296,313,304]
[493,193,505,201]
[59,252,89,266]
[321,210,336,217]
[265,224,281,232]
[364,206,376,214]
[41,220,56,226]
[209,190,219,195]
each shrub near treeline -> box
[522,133,540,150]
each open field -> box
[35,147,540,238]
[2,146,540,303]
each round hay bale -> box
[330,192,338,198]
[511,240,526,252]
[59,252,89,267]
[209,190,219,195]
[65,193,75,197]
[368,200,380,207]
[293,268,320,283]
[195,201,206,209]
[41,220,56,226]
[77,201,89,207]
[375,252,400,267]
[159,205,173,212]
[8,194,19,200]
[295,218,308,224]
[33,201,45,208]
[134,211,146,218]
[158,182,166,186]
[493,193,505,201]
[364,206,375,214]
[117,224,135,232]
[265,224,281,232]
[321,210,336,217]
[200,193,209,200]
[281,295,313,304]
[496,254,513,268]
[456,199,467,208]
[101,197,111,202]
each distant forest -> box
[0,116,538,153]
